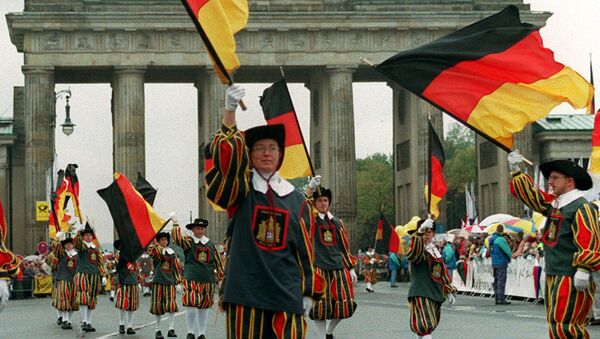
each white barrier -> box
[453,257,545,299]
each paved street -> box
[1,282,599,338]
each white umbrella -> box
[478,213,517,227]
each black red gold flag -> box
[135,172,157,206]
[375,5,593,151]
[97,173,167,262]
[180,0,248,84]
[426,122,447,219]
[259,79,314,179]
[49,164,83,238]
[375,208,400,254]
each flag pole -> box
[427,118,433,218]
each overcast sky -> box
[1,1,599,245]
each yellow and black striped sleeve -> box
[171,224,191,251]
[98,251,107,276]
[146,243,161,260]
[72,234,86,253]
[338,219,357,270]
[174,256,183,285]
[509,172,553,215]
[406,233,426,263]
[572,203,600,272]
[296,201,325,299]
[205,122,250,210]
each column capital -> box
[113,66,147,75]
[22,65,54,75]
[325,65,358,74]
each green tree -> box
[355,153,394,250]
[443,123,476,230]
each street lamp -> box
[55,89,75,136]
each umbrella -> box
[504,218,536,234]
[447,228,469,238]
[464,224,484,233]
[478,214,517,227]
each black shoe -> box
[61,321,69,330]
[87,324,96,332]
[390,284,398,288]
[168,329,178,337]
[156,330,165,339]
[81,323,89,332]
[110,296,114,302]
[590,318,600,326]
[326,334,334,339]
[186,334,195,339]
[119,325,126,334]
[497,301,511,305]
[127,327,136,335]
[198,335,206,339]
[57,316,63,326]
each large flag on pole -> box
[180,0,248,84]
[97,173,168,263]
[259,79,314,179]
[375,5,593,151]
[374,208,400,254]
[425,122,447,219]
[48,164,83,239]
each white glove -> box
[101,277,107,285]
[302,296,313,317]
[349,268,357,284]
[507,151,524,172]
[447,293,456,305]
[225,84,245,111]
[176,284,182,294]
[168,211,178,224]
[369,258,375,265]
[574,269,590,291]
[418,218,435,233]
[308,175,321,190]
[55,232,65,241]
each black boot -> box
[168,329,178,337]
[326,334,334,339]
[127,327,136,335]
[119,325,126,334]
[198,335,206,339]
[156,330,165,339]
[57,317,63,326]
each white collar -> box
[191,235,209,245]
[425,240,441,258]
[84,241,96,249]
[317,211,334,220]
[66,249,77,257]
[251,169,295,197]
[162,247,175,255]
[553,189,585,209]
[366,250,375,256]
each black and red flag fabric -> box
[375,5,593,151]
[0,199,20,279]
[180,0,248,84]
[425,122,447,219]
[375,208,401,255]
[49,164,83,239]
[97,173,167,263]
[259,79,314,179]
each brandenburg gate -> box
[5,0,547,253]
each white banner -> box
[453,257,545,299]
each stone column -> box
[200,68,227,241]
[23,66,55,252]
[112,67,146,180]
[326,66,357,252]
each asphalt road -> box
[1,282,599,338]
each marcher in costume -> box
[205,84,325,339]
[507,152,600,339]
[114,239,141,335]
[172,217,224,339]
[407,219,457,339]
[106,253,117,302]
[363,245,378,292]
[306,179,358,339]
[138,253,154,297]
[73,222,106,333]
[148,232,183,339]
[50,232,79,330]
[44,241,62,326]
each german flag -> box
[259,79,313,179]
[426,122,447,219]
[135,172,157,206]
[180,0,248,84]
[48,164,83,239]
[376,5,593,151]
[589,59,600,174]
[374,208,401,254]
[97,173,167,263]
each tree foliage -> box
[356,153,394,250]
[443,123,476,229]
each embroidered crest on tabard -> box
[430,258,443,283]
[88,249,98,264]
[160,255,173,273]
[252,205,289,251]
[195,246,210,263]
[66,257,77,271]
[319,223,336,246]
[543,209,563,246]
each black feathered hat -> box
[312,186,332,203]
[156,232,170,245]
[539,159,592,190]
[186,218,209,230]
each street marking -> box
[95,311,185,338]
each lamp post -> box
[51,89,75,192]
